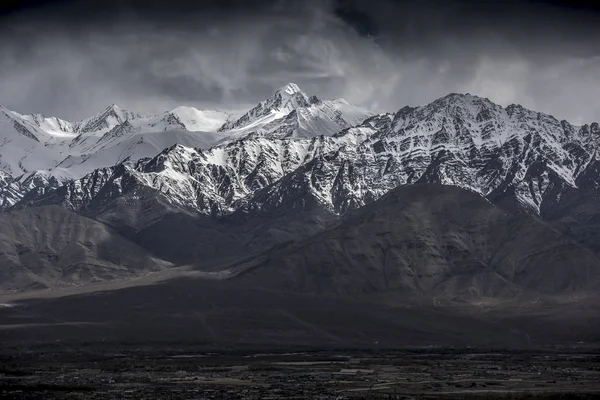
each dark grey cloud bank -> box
[0,0,599,124]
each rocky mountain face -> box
[234,184,600,299]
[0,206,172,291]
[0,83,370,206]
[14,138,338,215]
[74,104,142,134]
[0,171,23,209]
[2,85,600,300]
[13,91,598,221]
[217,83,370,141]
[218,83,313,131]
[0,103,233,184]
[243,94,600,217]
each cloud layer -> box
[0,0,599,124]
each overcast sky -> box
[0,0,599,124]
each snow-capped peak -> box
[167,106,230,132]
[276,82,303,97]
[4,91,599,222]
[74,104,140,134]
[271,82,309,109]
[96,104,127,120]
[217,83,311,132]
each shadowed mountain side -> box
[78,189,252,266]
[132,208,338,267]
[0,206,172,291]
[233,184,600,300]
[12,161,339,266]
[541,159,600,254]
[224,201,338,259]
[0,278,573,348]
[85,188,338,266]
[1,278,598,348]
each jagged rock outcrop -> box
[8,93,600,221]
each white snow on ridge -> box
[169,107,230,131]
[17,114,76,137]
[5,89,599,219]
[283,82,302,95]
[0,83,372,196]
[0,103,234,181]
[0,83,373,212]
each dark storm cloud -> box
[0,0,599,124]
[328,0,600,122]
[337,0,600,58]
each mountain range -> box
[1,83,599,347]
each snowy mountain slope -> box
[242,98,371,139]
[216,83,372,142]
[30,128,229,183]
[0,104,232,182]
[242,94,600,216]
[70,106,230,153]
[0,83,367,191]
[16,135,347,215]
[6,90,600,311]
[61,106,231,166]
[218,83,313,132]
[18,113,75,135]
[6,91,600,225]
[74,104,141,134]
[168,106,233,132]
[0,83,372,209]
[0,171,24,209]
[0,107,73,177]
[17,109,386,215]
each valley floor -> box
[1,347,599,399]
[1,276,599,349]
